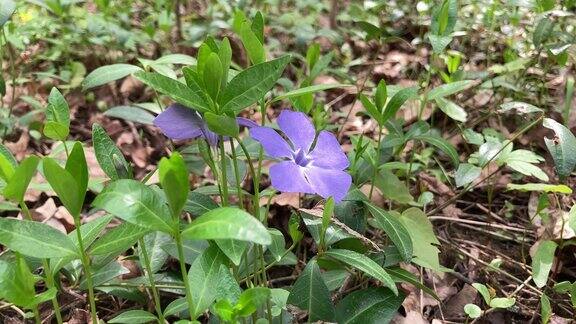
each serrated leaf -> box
[83,64,143,90]
[325,249,398,294]
[287,259,335,321]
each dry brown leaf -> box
[442,284,478,319]
[391,310,429,324]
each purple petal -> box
[237,117,258,128]
[154,104,205,140]
[270,161,314,194]
[309,131,349,170]
[277,110,316,152]
[250,126,293,159]
[303,167,352,202]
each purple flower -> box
[154,104,257,146]
[251,110,351,202]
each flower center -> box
[293,149,311,167]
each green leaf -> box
[204,53,223,100]
[506,183,572,194]
[413,133,460,167]
[455,163,481,187]
[335,287,404,324]
[90,222,149,255]
[387,267,439,300]
[3,156,39,202]
[428,34,453,53]
[287,259,335,322]
[399,208,442,272]
[382,86,419,123]
[92,123,132,180]
[159,152,189,216]
[240,21,265,65]
[182,207,271,245]
[541,294,552,324]
[204,112,239,137]
[427,80,476,101]
[44,88,70,140]
[83,64,142,91]
[366,203,412,261]
[0,0,16,27]
[489,297,516,309]
[134,71,211,113]
[532,240,557,288]
[188,245,227,318]
[360,94,382,121]
[104,106,155,125]
[270,84,352,104]
[499,101,543,114]
[533,17,554,48]
[215,239,248,266]
[0,255,36,308]
[80,260,129,289]
[184,192,218,216]
[0,218,78,258]
[435,97,467,122]
[267,229,286,262]
[374,80,387,111]
[139,232,171,273]
[235,287,271,317]
[92,179,176,234]
[472,283,491,304]
[325,249,397,294]
[43,157,84,216]
[66,142,89,198]
[320,197,335,250]
[464,304,482,319]
[218,38,232,88]
[108,310,158,323]
[154,54,197,65]
[219,55,291,112]
[543,118,576,180]
[374,170,413,204]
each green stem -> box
[139,238,165,324]
[20,202,63,324]
[368,125,383,200]
[235,138,260,219]
[33,305,41,324]
[1,29,17,142]
[174,232,195,318]
[74,216,98,324]
[219,137,229,206]
[229,138,244,208]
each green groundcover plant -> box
[1,1,575,323]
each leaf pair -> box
[360,81,419,126]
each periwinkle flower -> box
[251,110,351,202]
[154,104,256,145]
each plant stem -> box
[174,232,195,318]
[73,216,98,324]
[235,137,260,218]
[368,125,383,200]
[20,202,63,324]
[218,136,229,206]
[33,305,41,324]
[229,138,244,207]
[139,238,165,324]
[1,29,17,142]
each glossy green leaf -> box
[375,80,387,111]
[335,287,404,324]
[0,255,36,308]
[205,112,239,137]
[399,208,442,272]
[374,170,413,204]
[3,156,39,202]
[240,21,265,65]
[427,80,476,101]
[541,294,552,324]
[235,287,271,317]
[543,118,576,180]
[83,64,142,90]
[532,240,557,288]
[109,310,158,323]
[104,106,155,125]
[382,86,419,123]
[182,207,271,245]
[472,283,491,304]
[80,260,129,289]
[387,267,439,300]
[159,152,189,216]
[413,133,460,167]
[0,0,16,27]
[204,53,223,100]
[267,229,286,262]
[325,249,397,294]
[270,84,351,104]
[90,222,149,256]
[92,123,133,180]
[489,297,516,309]
[188,245,227,318]
[366,203,412,261]
[435,97,467,122]
[215,239,248,266]
[66,142,89,198]
[184,192,219,216]
[219,55,291,112]
[464,304,482,319]
[92,179,176,234]
[140,232,171,273]
[287,259,335,322]
[134,71,210,113]
[44,88,70,140]
[43,157,84,216]
[0,218,78,258]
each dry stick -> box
[429,216,527,233]
[427,114,544,216]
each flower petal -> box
[277,110,316,152]
[309,131,349,170]
[250,126,293,159]
[154,104,205,140]
[304,167,352,202]
[237,117,258,128]
[270,161,314,194]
